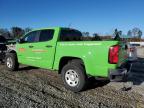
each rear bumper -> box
[109,68,127,82]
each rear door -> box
[31,29,56,69]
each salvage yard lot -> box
[0,60,144,108]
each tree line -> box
[82,27,143,41]
[0,27,32,39]
[0,26,143,41]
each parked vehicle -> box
[5,27,128,92]
[127,43,138,61]
[0,35,16,63]
[0,36,7,63]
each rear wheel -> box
[5,53,19,71]
[61,60,87,92]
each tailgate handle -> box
[46,45,53,48]
[29,45,34,48]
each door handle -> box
[45,45,53,48]
[29,45,34,48]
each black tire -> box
[5,53,19,71]
[61,60,87,92]
[0,59,5,65]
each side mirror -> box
[16,39,20,43]
[17,39,23,43]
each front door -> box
[16,31,40,66]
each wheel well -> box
[6,50,17,57]
[9,50,16,54]
[58,57,85,74]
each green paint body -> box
[16,27,127,77]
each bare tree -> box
[24,27,32,33]
[92,33,101,41]
[0,28,11,39]
[114,29,121,40]
[11,27,24,38]
[82,32,90,37]
[127,30,132,37]
[138,30,142,38]
[132,27,142,38]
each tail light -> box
[109,45,120,64]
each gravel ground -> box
[0,59,144,108]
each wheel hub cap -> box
[7,57,13,68]
[69,74,75,81]
[65,69,79,87]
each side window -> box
[23,31,39,43]
[39,29,54,42]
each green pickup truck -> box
[5,27,128,92]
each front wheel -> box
[5,53,19,71]
[61,61,87,92]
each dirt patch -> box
[0,64,144,108]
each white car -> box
[127,43,138,61]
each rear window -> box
[59,29,82,41]
[59,29,104,41]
